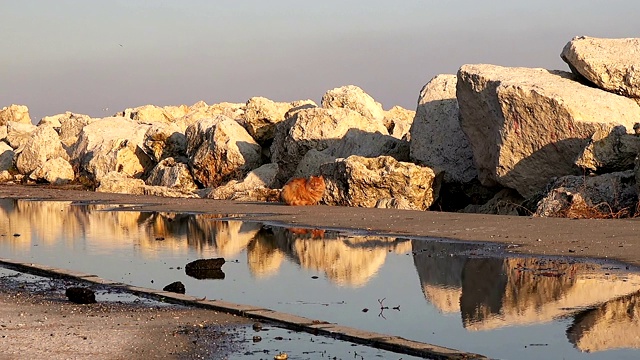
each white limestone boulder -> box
[58,113,94,150]
[270,107,388,184]
[243,97,316,145]
[117,104,189,123]
[383,105,415,139]
[293,149,337,178]
[321,85,385,124]
[15,125,68,175]
[145,157,198,192]
[6,121,37,151]
[410,74,477,184]
[576,125,640,172]
[71,117,152,182]
[96,171,146,195]
[174,102,245,132]
[207,163,279,200]
[561,36,640,99]
[185,116,262,188]
[323,128,409,161]
[457,64,640,198]
[97,171,197,198]
[29,157,75,185]
[141,122,187,162]
[0,104,31,125]
[319,155,439,210]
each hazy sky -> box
[2,1,639,121]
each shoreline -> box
[2,184,639,266]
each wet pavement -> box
[2,199,640,359]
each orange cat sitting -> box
[281,175,326,206]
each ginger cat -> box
[281,175,326,206]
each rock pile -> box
[1,36,639,218]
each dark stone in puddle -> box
[185,258,225,271]
[65,287,96,304]
[185,258,226,279]
[252,335,262,342]
[252,322,263,331]
[163,281,186,294]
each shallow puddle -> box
[1,199,640,359]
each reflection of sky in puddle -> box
[1,199,640,359]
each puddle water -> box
[1,199,640,359]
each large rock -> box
[207,163,279,200]
[71,117,152,182]
[410,74,477,184]
[270,107,388,184]
[321,85,385,123]
[0,142,14,171]
[15,125,68,175]
[58,113,94,150]
[243,97,316,145]
[145,157,198,192]
[293,149,337,178]
[29,157,75,185]
[6,121,36,151]
[174,102,245,132]
[97,171,196,198]
[535,171,637,218]
[186,116,262,188]
[457,64,640,198]
[0,105,31,125]
[320,155,439,210]
[383,105,414,139]
[323,128,409,162]
[141,122,186,162]
[291,128,408,179]
[576,125,640,172]
[561,36,640,99]
[117,104,189,123]
[96,171,146,195]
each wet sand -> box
[0,269,249,360]
[1,183,639,359]
[1,184,639,266]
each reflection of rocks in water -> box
[0,200,163,254]
[412,240,479,313]
[291,231,410,287]
[185,268,225,280]
[246,228,285,279]
[412,240,640,331]
[461,258,640,331]
[188,215,262,256]
[460,258,508,327]
[251,227,410,287]
[568,291,640,352]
